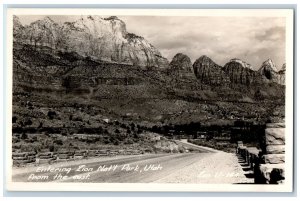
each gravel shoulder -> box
[155,151,253,184]
[155,140,253,184]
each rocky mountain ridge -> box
[230,58,254,70]
[169,53,286,86]
[169,53,193,72]
[13,15,286,86]
[192,55,230,86]
[259,59,286,85]
[13,15,169,68]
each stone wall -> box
[12,149,144,166]
[237,123,285,184]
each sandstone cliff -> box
[13,15,169,68]
[169,53,193,72]
[278,63,286,85]
[193,55,230,85]
[229,58,254,70]
[223,59,258,86]
[259,59,282,84]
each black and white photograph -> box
[5,8,294,192]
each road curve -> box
[12,153,213,183]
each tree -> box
[12,116,17,123]
[47,111,57,120]
[54,139,63,145]
[21,133,28,140]
[49,145,55,152]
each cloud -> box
[121,16,286,69]
[255,26,286,42]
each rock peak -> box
[13,15,23,26]
[104,16,120,21]
[229,58,253,70]
[223,59,257,85]
[196,55,215,64]
[169,53,192,72]
[259,59,282,84]
[262,59,277,72]
[14,15,168,69]
[41,16,55,23]
[193,55,229,85]
[280,63,286,72]
[199,55,211,60]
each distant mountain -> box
[13,16,24,40]
[229,58,254,70]
[278,63,286,85]
[223,58,258,86]
[193,55,230,85]
[258,59,282,84]
[13,15,169,68]
[169,53,193,72]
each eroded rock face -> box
[230,58,254,70]
[169,53,193,72]
[265,127,285,145]
[266,145,285,154]
[13,15,169,68]
[223,59,257,85]
[278,63,286,85]
[259,59,281,84]
[263,154,285,164]
[193,55,230,85]
[13,16,24,40]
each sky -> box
[18,15,286,70]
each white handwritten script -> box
[27,164,163,181]
[197,170,242,178]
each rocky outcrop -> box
[193,55,230,85]
[259,59,280,83]
[278,63,286,85]
[223,59,257,86]
[169,53,193,72]
[13,16,24,40]
[230,58,254,70]
[13,15,169,68]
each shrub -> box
[113,140,120,146]
[12,138,20,143]
[54,139,63,145]
[38,122,43,128]
[179,148,185,153]
[24,118,32,126]
[73,116,83,122]
[125,139,134,144]
[47,111,57,120]
[21,133,28,139]
[12,116,17,123]
[49,145,55,152]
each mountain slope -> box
[193,55,230,86]
[278,63,286,85]
[223,59,258,86]
[13,15,169,68]
[259,59,280,84]
[169,53,193,72]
